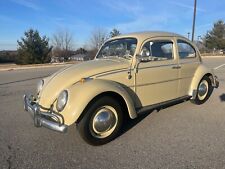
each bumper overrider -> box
[213,75,219,88]
[23,94,67,133]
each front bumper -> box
[23,94,67,133]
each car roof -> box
[111,31,186,40]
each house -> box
[51,56,65,63]
[69,54,90,61]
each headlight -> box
[56,90,68,112]
[37,80,44,94]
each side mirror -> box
[136,47,151,63]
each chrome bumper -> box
[213,76,219,88]
[23,94,67,133]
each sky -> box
[0,0,225,50]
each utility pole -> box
[187,32,190,40]
[192,0,197,41]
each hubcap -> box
[91,106,118,138]
[198,80,209,100]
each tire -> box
[77,96,123,146]
[191,76,213,105]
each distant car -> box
[24,31,219,145]
[219,50,224,55]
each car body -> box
[24,31,219,145]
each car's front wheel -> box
[77,96,123,145]
[191,76,213,105]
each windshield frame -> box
[95,37,138,60]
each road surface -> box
[0,57,225,169]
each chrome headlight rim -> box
[56,90,68,112]
[37,80,44,94]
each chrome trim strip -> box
[138,63,177,70]
[95,68,129,78]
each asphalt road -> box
[0,57,225,169]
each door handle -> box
[172,65,181,69]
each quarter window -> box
[177,40,196,59]
[141,40,173,61]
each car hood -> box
[39,59,129,107]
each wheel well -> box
[76,91,129,123]
[204,73,213,84]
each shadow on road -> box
[0,76,47,86]
[120,110,154,136]
[119,99,187,137]
[220,94,225,102]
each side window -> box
[177,40,196,59]
[141,40,173,61]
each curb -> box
[0,63,73,72]
[201,55,225,58]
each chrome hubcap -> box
[91,106,118,138]
[198,80,209,100]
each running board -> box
[137,95,191,115]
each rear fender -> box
[189,64,214,97]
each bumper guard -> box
[214,75,219,88]
[23,94,67,133]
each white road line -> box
[214,63,225,70]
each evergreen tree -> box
[17,29,52,64]
[204,20,225,50]
[110,28,121,38]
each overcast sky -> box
[0,0,224,50]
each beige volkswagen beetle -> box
[24,31,219,145]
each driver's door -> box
[135,38,179,107]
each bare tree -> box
[89,28,108,50]
[52,30,74,60]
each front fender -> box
[188,64,214,96]
[61,79,137,126]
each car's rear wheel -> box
[77,96,123,145]
[191,76,213,105]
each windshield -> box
[96,38,137,59]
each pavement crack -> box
[7,145,13,169]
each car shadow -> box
[119,99,187,137]
[219,93,225,102]
[119,110,154,136]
